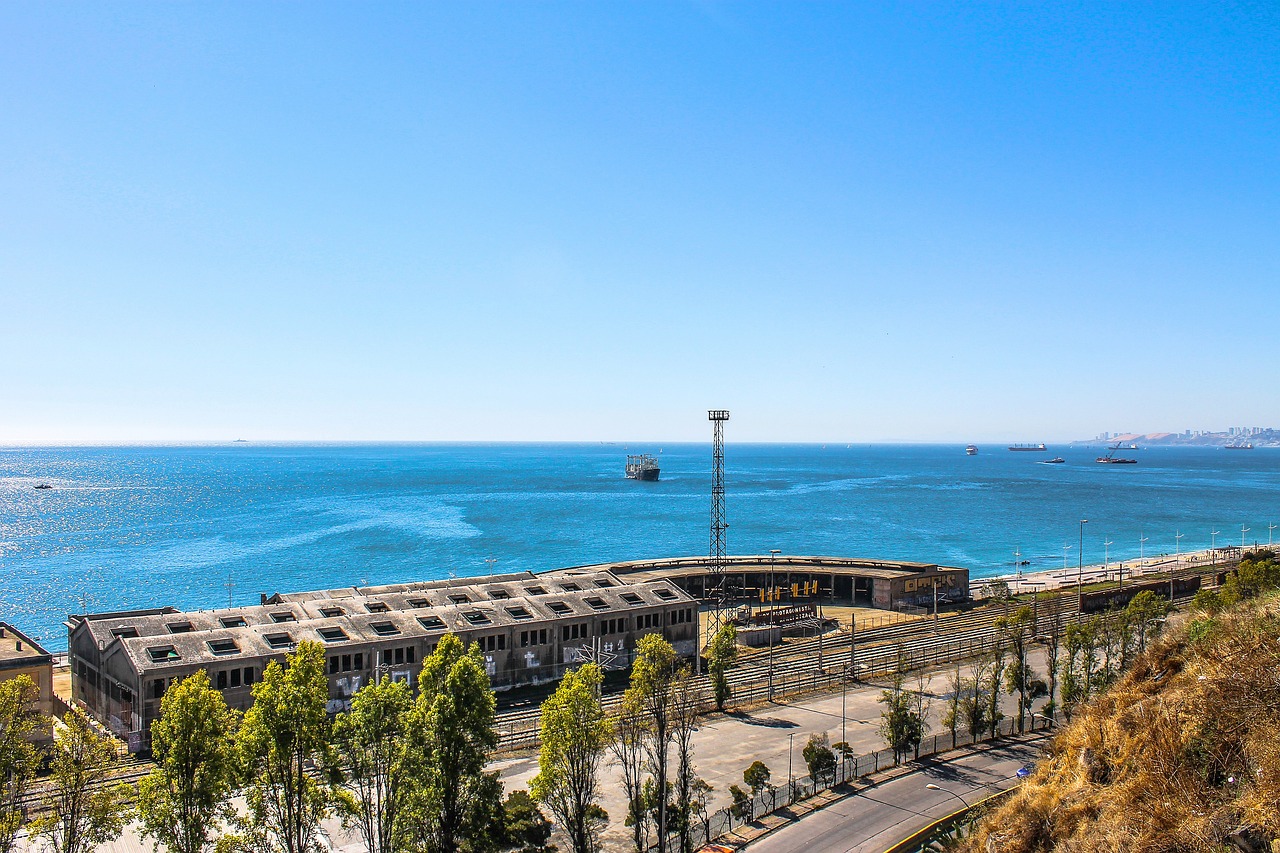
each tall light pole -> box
[1210,529,1219,568]
[768,549,780,700]
[1014,548,1022,581]
[485,556,497,577]
[788,732,795,798]
[1103,538,1113,578]
[1077,519,1088,614]
[1062,544,1072,572]
[1140,532,1148,565]
[1241,524,1251,550]
[1173,531,1183,602]
[1269,522,1276,548]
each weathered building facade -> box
[0,623,56,746]
[67,569,696,752]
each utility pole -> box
[768,548,779,699]
[1241,524,1250,551]
[486,556,497,577]
[1077,520,1088,614]
[704,409,731,677]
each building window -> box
[147,646,180,663]
[244,667,256,685]
[354,653,363,670]
[394,648,404,665]
[366,601,390,613]
[620,593,643,606]
[320,606,345,618]
[270,612,296,623]
[371,621,400,636]
[329,657,340,675]
[406,646,416,664]
[230,669,242,688]
[524,585,548,596]
[111,626,140,639]
[506,606,532,621]
[342,655,352,672]
[217,670,228,689]
[220,616,248,628]
[318,627,349,643]
[462,610,491,626]
[585,597,609,611]
[448,594,472,605]
[417,615,445,630]
[152,680,165,699]
[167,622,194,634]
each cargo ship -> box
[1224,442,1254,450]
[1009,443,1047,451]
[1096,443,1137,464]
[625,454,660,481]
[965,445,978,455]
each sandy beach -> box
[979,545,1244,595]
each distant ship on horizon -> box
[1097,443,1138,464]
[966,445,978,455]
[1224,442,1254,450]
[1009,443,1047,452]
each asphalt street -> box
[743,739,1044,853]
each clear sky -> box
[2,3,1277,443]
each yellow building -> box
[0,623,56,745]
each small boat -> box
[1009,443,1047,452]
[33,483,53,490]
[1224,443,1254,450]
[965,445,978,455]
[1096,443,1137,464]
[1039,457,1065,464]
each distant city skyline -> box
[3,4,1277,444]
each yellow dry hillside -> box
[962,593,1280,852]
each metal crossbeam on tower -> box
[708,410,730,630]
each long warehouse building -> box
[67,568,697,752]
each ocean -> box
[2,443,1277,651]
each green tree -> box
[997,606,1036,734]
[669,667,703,853]
[236,640,339,853]
[704,623,738,711]
[625,635,678,849]
[801,733,836,785]
[742,761,771,798]
[688,778,714,845]
[877,653,924,765]
[1125,590,1169,657]
[940,661,962,749]
[402,634,503,853]
[530,663,611,853]
[0,675,42,853]
[607,696,649,853]
[138,670,239,853]
[984,638,1006,738]
[332,676,414,853]
[29,707,131,853]
[500,791,555,853]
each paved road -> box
[744,739,1044,853]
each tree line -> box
[1,623,742,853]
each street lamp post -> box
[1014,548,1022,581]
[1140,533,1148,565]
[925,783,971,809]
[1241,524,1251,551]
[788,732,795,799]
[1173,531,1184,602]
[1077,520,1088,614]
[1211,529,1219,568]
[1103,539,1113,579]
[1269,522,1276,548]
[768,549,780,700]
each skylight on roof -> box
[270,612,296,623]
[525,586,548,596]
[319,606,345,618]
[448,594,471,605]
[111,627,139,639]
[547,601,571,615]
[585,597,610,611]
[167,622,194,634]
[220,616,248,628]
[147,646,180,663]
[506,606,532,620]
[654,589,677,600]
[620,593,644,606]
[208,638,240,655]
[462,610,491,625]
[371,622,400,636]
[265,633,293,649]
[366,601,390,613]
[318,626,349,642]
[417,616,445,630]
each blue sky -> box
[2,3,1277,443]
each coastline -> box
[980,545,1245,595]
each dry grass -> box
[961,595,1280,853]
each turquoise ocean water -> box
[2,443,1278,651]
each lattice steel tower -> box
[707,410,730,627]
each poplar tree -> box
[332,677,413,853]
[626,635,678,850]
[704,623,738,711]
[0,675,41,853]
[530,662,610,853]
[669,667,702,853]
[236,640,339,853]
[137,670,239,853]
[29,707,131,853]
[608,694,649,853]
[402,634,503,853]
[997,606,1036,734]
